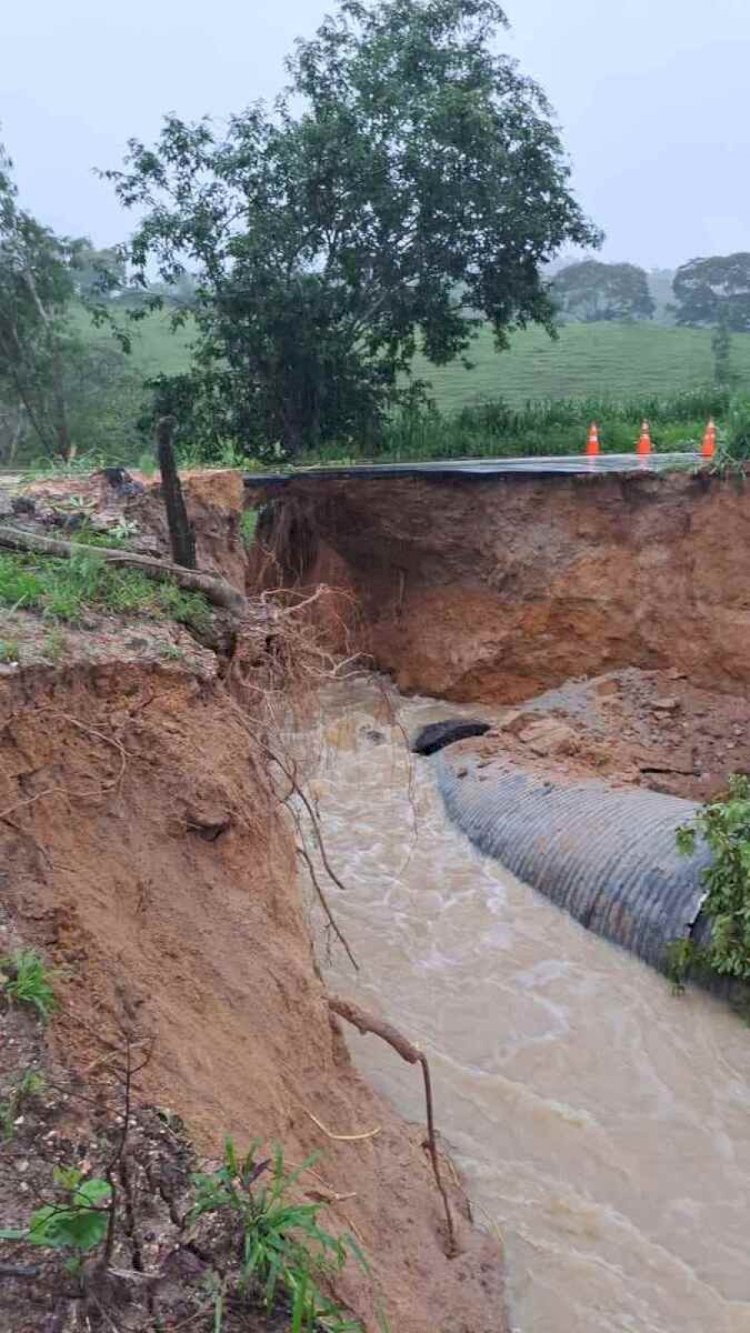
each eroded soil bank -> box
[248,468,750,703]
[0,471,506,1332]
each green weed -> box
[0,552,211,634]
[0,950,57,1023]
[136,450,157,477]
[0,1069,47,1141]
[189,1138,366,1332]
[240,509,258,550]
[725,394,750,460]
[0,638,21,664]
[158,640,185,661]
[42,627,67,662]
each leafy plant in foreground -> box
[0,1165,111,1272]
[672,774,750,985]
[189,1137,366,1331]
[0,949,57,1022]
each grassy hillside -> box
[55,307,750,466]
[75,307,750,415]
[414,322,750,412]
[70,304,196,377]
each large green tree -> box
[0,144,81,457]
[672,254,750,331]
[0,144,141,463]
[108,0,599,457]
[552,259,654,323]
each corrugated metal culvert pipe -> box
[435,752,714,973]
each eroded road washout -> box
[0,470,506,1333]
[297,678,750,1333]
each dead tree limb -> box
[327,994,457,1257]
[155,416,196,570]
[0,525,246,615]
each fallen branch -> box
[0,525,246,616]
[327,994,457,1258]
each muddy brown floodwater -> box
[299,677,750,1333]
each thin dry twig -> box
[295,839,358,971]
[327,994,457,1258]
[302,1107,381,1142]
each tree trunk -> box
[156,416,197,569]
[51,340,72,460]
[0,525,246,615]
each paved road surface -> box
[243,451,701,485]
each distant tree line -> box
[551,252,750,386]
[2,0,750,468]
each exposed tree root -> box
[327,994,458,1258]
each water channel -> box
[300,678,750,1333]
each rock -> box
[652,697,680,713]
[517,717,578,757]
[494,709,524,732]
[411,718,490,756]
[96,466,145,497]
[362,727,386,745]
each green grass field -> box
[414,322,750,412]
[61,306,750,464]
[71,304,196,378]
[99,309,750,410]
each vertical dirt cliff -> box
[0,458,508,1333]
[248,468,750,702]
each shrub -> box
[673,775,750,984]
[725,394,750,460]
[0,1165,111,1272]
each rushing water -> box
[300,678,750,1333]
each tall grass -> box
[306,388,729,463]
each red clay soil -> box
[248,468,750,703]
[448,665,750,803]
[0,660,506,1332]
[24,467,248,589]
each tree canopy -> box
[551,260,654,323]
[0,143,141,463]
[672,254,750,332]
[108,0,600,456]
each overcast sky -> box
[2,0,749,269]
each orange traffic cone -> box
[636,419,652,456]
[700,418,716,459]
[585,422,600,456]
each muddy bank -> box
[0,655,505,1332]
[0,468,507,1331]
[248,468,750,702]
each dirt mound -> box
[250,469,750,702]
[445,666,750,803]
[0,660,506,1331]
[22,468,247,590]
